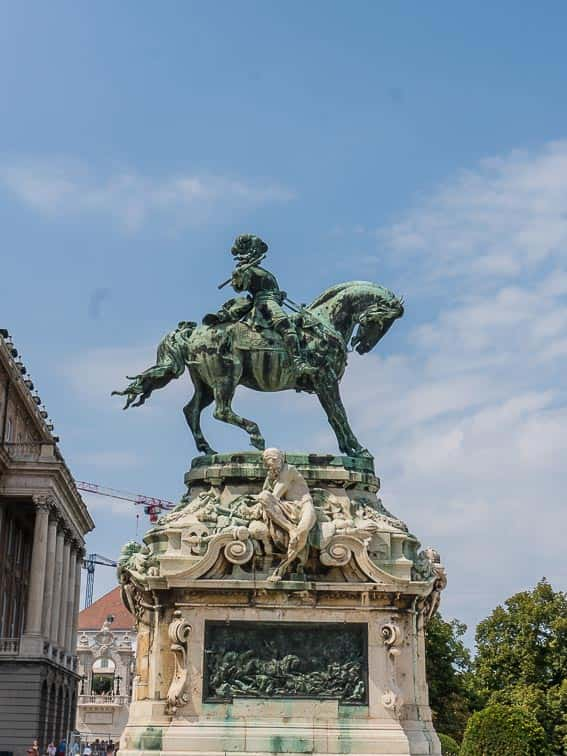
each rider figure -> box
[210,234,315,377]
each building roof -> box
[78,586,134,630]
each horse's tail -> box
[112,321,196,408]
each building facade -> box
[75,588,135,743]
[0,329,94,756]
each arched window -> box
[91,657,116,694]
[5,417,13,442]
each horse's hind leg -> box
[212,378,265,451]
[183,373,216,455]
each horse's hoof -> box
[198,447,217,456]
[267,574,282,583]
[355,448,374,459]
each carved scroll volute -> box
[165,610,192,715]
[380,620,404,717]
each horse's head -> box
[351,292,404,355]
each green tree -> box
[474,579,567,696]
[472,579,567,752]
[460,703,549,756]
[437,732,459,755]
[425,614,474,741]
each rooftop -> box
[78,586,134,631]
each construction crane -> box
[76,482,176,607]
[83,553,118,608]
[75,480,176,523]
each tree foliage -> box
[437,732,459,755]
[474,579,567,695]
[425,614,474,741]
[460,703,549,756]
[489,681,567,755]
[472,579,567,753]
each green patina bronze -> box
[204,621,367,704]
[112,234,404,458]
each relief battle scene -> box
[203,621,368,705]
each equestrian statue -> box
[112,234,404,458]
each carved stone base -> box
[118,453,443,756]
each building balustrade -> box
[78,694,129,706]
[0,634,77,671]
[0,637,21,655]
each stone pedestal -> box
[117,452,445,756]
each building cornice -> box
[0,330,95,535]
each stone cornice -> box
[0,459,95,534]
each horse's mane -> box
[307,281,377,310]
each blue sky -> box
[2,2,567,642]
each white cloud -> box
[340,141,567,637]
[380,141,567,287]
[0,158,294,231]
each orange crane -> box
[75,480,176,523]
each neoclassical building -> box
[76,588,135,742]
[0,329,94,755]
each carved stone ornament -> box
[165,611,192,715]
[32,493,54,511]
[415,549,447,624]
[380,620,404,716]
[142,449,416,586]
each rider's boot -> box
[283,329,317,377]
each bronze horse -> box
[113,281,403,458]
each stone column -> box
[70,549,84,653]
[64,545,78,652]
[57,532,72,649]
[0,505,5,546]
[21,494,51,654]
[42,509,59,639]
[50,524,65,645]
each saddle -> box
[228,321,286,352]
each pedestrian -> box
[27,740,39,756]
[56,739,66,756]
[47,742,56,756]
[106,741,114,756]
[82,744,92,756]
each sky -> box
[2,1,567,644]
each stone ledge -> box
[185,451,380,492]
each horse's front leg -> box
[212,377,266,451]
[316,380,369,458]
